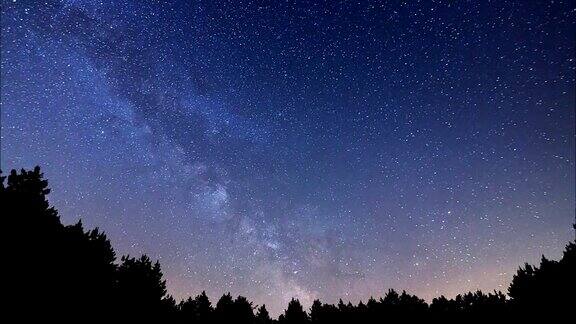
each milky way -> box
[1,0,574,316]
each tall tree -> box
[179,291,214,323]
[3,167,117,320]
[215,292,235,322]
[234,295,256,324]
[116,255,169,319]
[281,298,309,324]
[256,304,272,324]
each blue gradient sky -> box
[1,0,574,315]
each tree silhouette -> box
[234,295,256,324]
[309,299,338,324]
[3,167,117,320]
[508,241,575,316]
[116,254,170,318]
[280,298,309,323]
[179,290,214,323]
[430,290,508,320]
[309,300,323,323]
[2,166,574,321]
[215,292,235,322]
[256,304,273,324]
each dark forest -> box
[3,166,574,322]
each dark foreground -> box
[3,167,574,322]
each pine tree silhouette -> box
[234,295,256,324]
[3,167,117,320]
[280,298,309,323]
[179,290,214,323]
[116,255,170,318]
[215,292,235,322]
[256,304,273,324]
[2,166,574,322]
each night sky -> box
[1,0,575,316]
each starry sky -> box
[1,0,575,316]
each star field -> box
[1,0,575,316]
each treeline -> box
[2,167,574,322]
